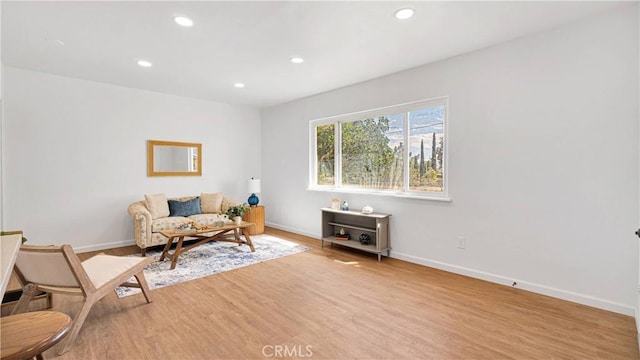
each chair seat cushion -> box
[82,255,148,289]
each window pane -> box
[409,107,445,192]
[341,114,404,190]
[316,124,335,185]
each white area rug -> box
[115,234,310,298]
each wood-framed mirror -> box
[147,140,202,177]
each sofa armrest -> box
[127,202,152,249]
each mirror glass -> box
[147,140,202,176]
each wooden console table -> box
[321,208,391,261]
[1,311,72,360]
[160,221,255,270]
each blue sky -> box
[385,106,444,155]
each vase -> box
[233,216,242,224]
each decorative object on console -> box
[359,233,371,245]
[330,196,341,210]
[247,178,261,206]
[226,203,251,224]
[362,205,373,214]
[342,200,349,211]
[335,227,349,240]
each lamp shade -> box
[248,178,261,206]
[248,178,261,194]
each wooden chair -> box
[11,244,154,355]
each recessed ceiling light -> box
[137,60,153,68]
[234,83,245,88]
[174,16,194,27]
[394,8,415,20]
[290,57,304,64]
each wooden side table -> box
[243,205,265,235]
[1,311,72,360]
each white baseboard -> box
[74,239,136,254]
[392,251,635,316]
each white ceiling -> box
[1,1,629,108]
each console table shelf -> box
[321,208,391,261]
[326,222,376,232]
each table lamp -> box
[248,178,261,206]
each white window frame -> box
[308,97,450,201]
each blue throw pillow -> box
[168,197,202,217]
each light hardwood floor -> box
[34,228,638,359]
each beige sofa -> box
[127,193,236,255]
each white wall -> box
[1,2,4,230]
[0,95,4,231]
[2,67,261,251]
[262,6,639,314]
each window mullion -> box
[403,112,410,192]
[335,122,342,188]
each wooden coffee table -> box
[159,221,255,270]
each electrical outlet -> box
[457,236,466,249]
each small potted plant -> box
[226,203,250,224]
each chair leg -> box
[134,271,153,303]
[58,297,95,355]
[46,292,53,309]
[10,283,39,315]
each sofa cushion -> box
[200,192,223,213]
[168,197,202,217]
[151,217,190,232]
[145,193,170,219]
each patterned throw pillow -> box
[200,192,223,213]
[168,197,202,217]
[145,193,170,219]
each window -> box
[310,98,448,199]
